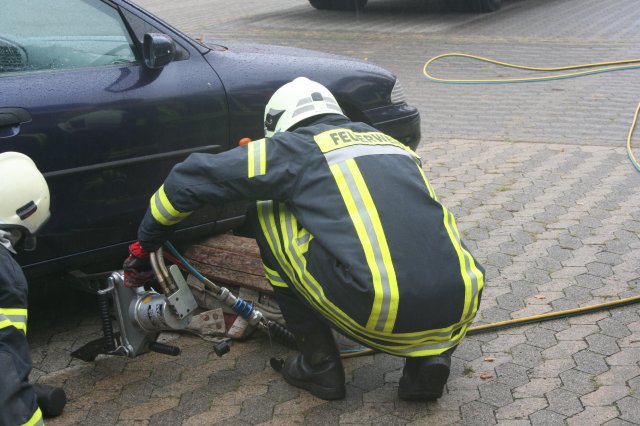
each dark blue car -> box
[0,0,420,279]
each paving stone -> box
[596,366,640,387]
[513,378,561,398]
[453,339,483,362]
[494,363,530,389]
[118,397,179,420]
[573,349,609,375]
[530,409,567,426]
[598,318,633,339]
[304,405,343,425]
[580,385,630,407]
[460,401,497,426]
[585,334,621,356]
[542,341,588,360]
[566,406,619,426]
[236,395,276,424]
[531,359,575,379]
[85,399,122,426]
[408,410,461,425]
[478,382,514,407]
[603,419,638,426]
[351,363,387,392]
[524,328,558,349]
[481,334,527,354]
[176,388,213,417]
[495,397,547,421]
[496,293,526,311]
[606,348,640,366]
[545,388,584,416]
[559,369,597,394]
[510,344,543,368]
[617,396,640,424]
[149,409,185,426]
[556,325,599,341]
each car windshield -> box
[0,0,137,74]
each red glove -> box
[123,242,155,288]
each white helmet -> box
[0,152,50,235]
[264,77,345,137]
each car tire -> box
[471,0,502,12]
[308,0,368,11]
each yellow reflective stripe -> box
[442,206,484,322]
[263,264,288,288]
[416,164,438,201]
[0,308,27,316]
[247,139,267,178]
[149,185,191,226]
[0,308,28,334]
[22,407,43,426]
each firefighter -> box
[125,77,484,401]
[0,152,67,425]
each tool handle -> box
[148,341,181,356]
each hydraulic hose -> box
[422,53,640,172]
[164,241,297,350]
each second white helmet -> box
[264,77,345,138]
[0,152,50,235]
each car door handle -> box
[0,107,32,138]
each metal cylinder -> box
[131,292,190,332]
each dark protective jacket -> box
[138,115,484,356]
[0,245,43,426]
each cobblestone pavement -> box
[28,0,640,424]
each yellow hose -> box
[423,53,640,172]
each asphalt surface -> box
[28,0,640,424]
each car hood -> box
[202,40,397,141]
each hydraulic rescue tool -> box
[72,244,295,362]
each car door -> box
[0,0,229,273]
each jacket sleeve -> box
[137,135,312,251]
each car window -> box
[0,0,137,74]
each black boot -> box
[398,355,451,401]
[282,326,345,400]
[32,384,67,418]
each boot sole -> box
[398,363,450,401]
[283,374,346,400]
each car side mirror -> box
[143,33,176,69]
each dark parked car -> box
[0,0,420,280]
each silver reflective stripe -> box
[336,162,392,331]
[152,192,179,225]
[292,104,315,117]
[296,97,312,106]
[264,265,288,288]
[325,144,414,165]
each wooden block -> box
[183,234,273,294]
